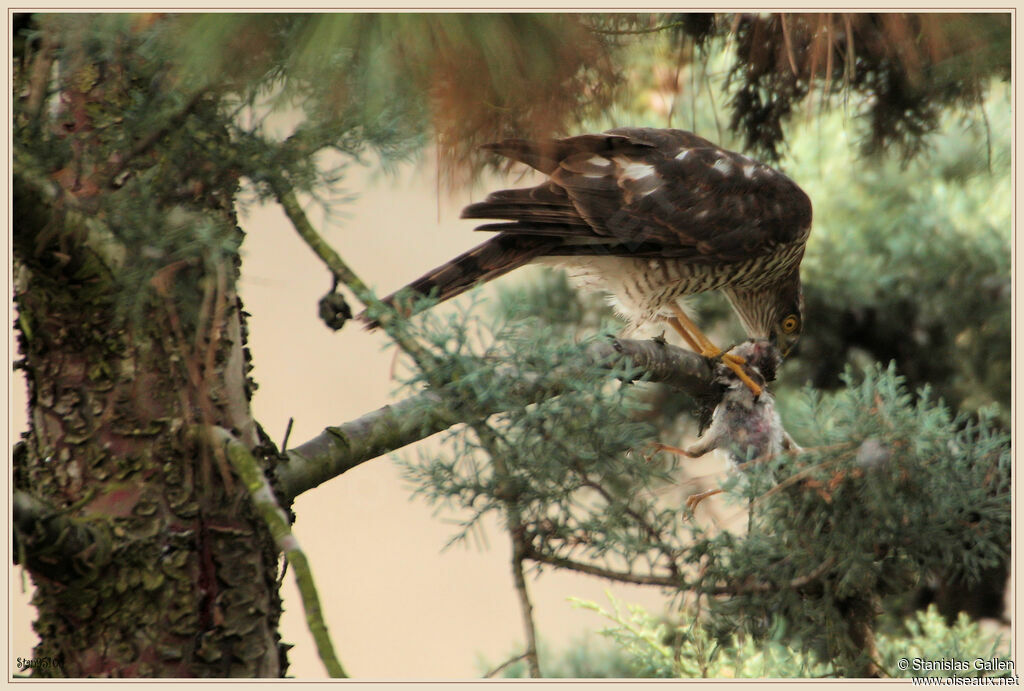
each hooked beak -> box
[770,331,796,359]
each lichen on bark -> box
[13,18,287,676]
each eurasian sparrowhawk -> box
[368,128,812,393]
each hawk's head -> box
[770,274,804,358]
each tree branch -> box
[476,421,542,678]
[484,652,530,679]
[270,176,436,369]
[205,427,348,678]
[24,30,58,123]
[13,491,113,585]
[509,546,541,678]
[523,546,682,588]
[275,338,716,501]
[520,546,837,597]
[701,555,837,595]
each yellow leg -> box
[667,304,762,397]
[669,304,719,355]
[685,488,723,512]
[665,317,702,354]
[651,441,696,458]
[652,443,723,514]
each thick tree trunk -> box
[12,39,286,674]
[13,184,285,677]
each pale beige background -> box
[10,154,694,679]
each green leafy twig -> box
[103,88,211,188]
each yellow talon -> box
[665,304,763,397]
[721,355,762,397]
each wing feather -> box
[363,127,812,328]
[467,128,811,265]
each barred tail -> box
[359,234,554,328]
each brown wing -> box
[363,128,812,327]
[463,127,812,263]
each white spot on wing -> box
[743,164,756,178]
[675,149,691,161]
[712,157,733,175]
[582,155,611,178]
[611,158,662,198]
[615,158,657,180]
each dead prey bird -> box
[657,340,800,510]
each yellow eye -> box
[781,315,800,333]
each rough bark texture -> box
[13,191,285,678]
[13,43,286,676]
